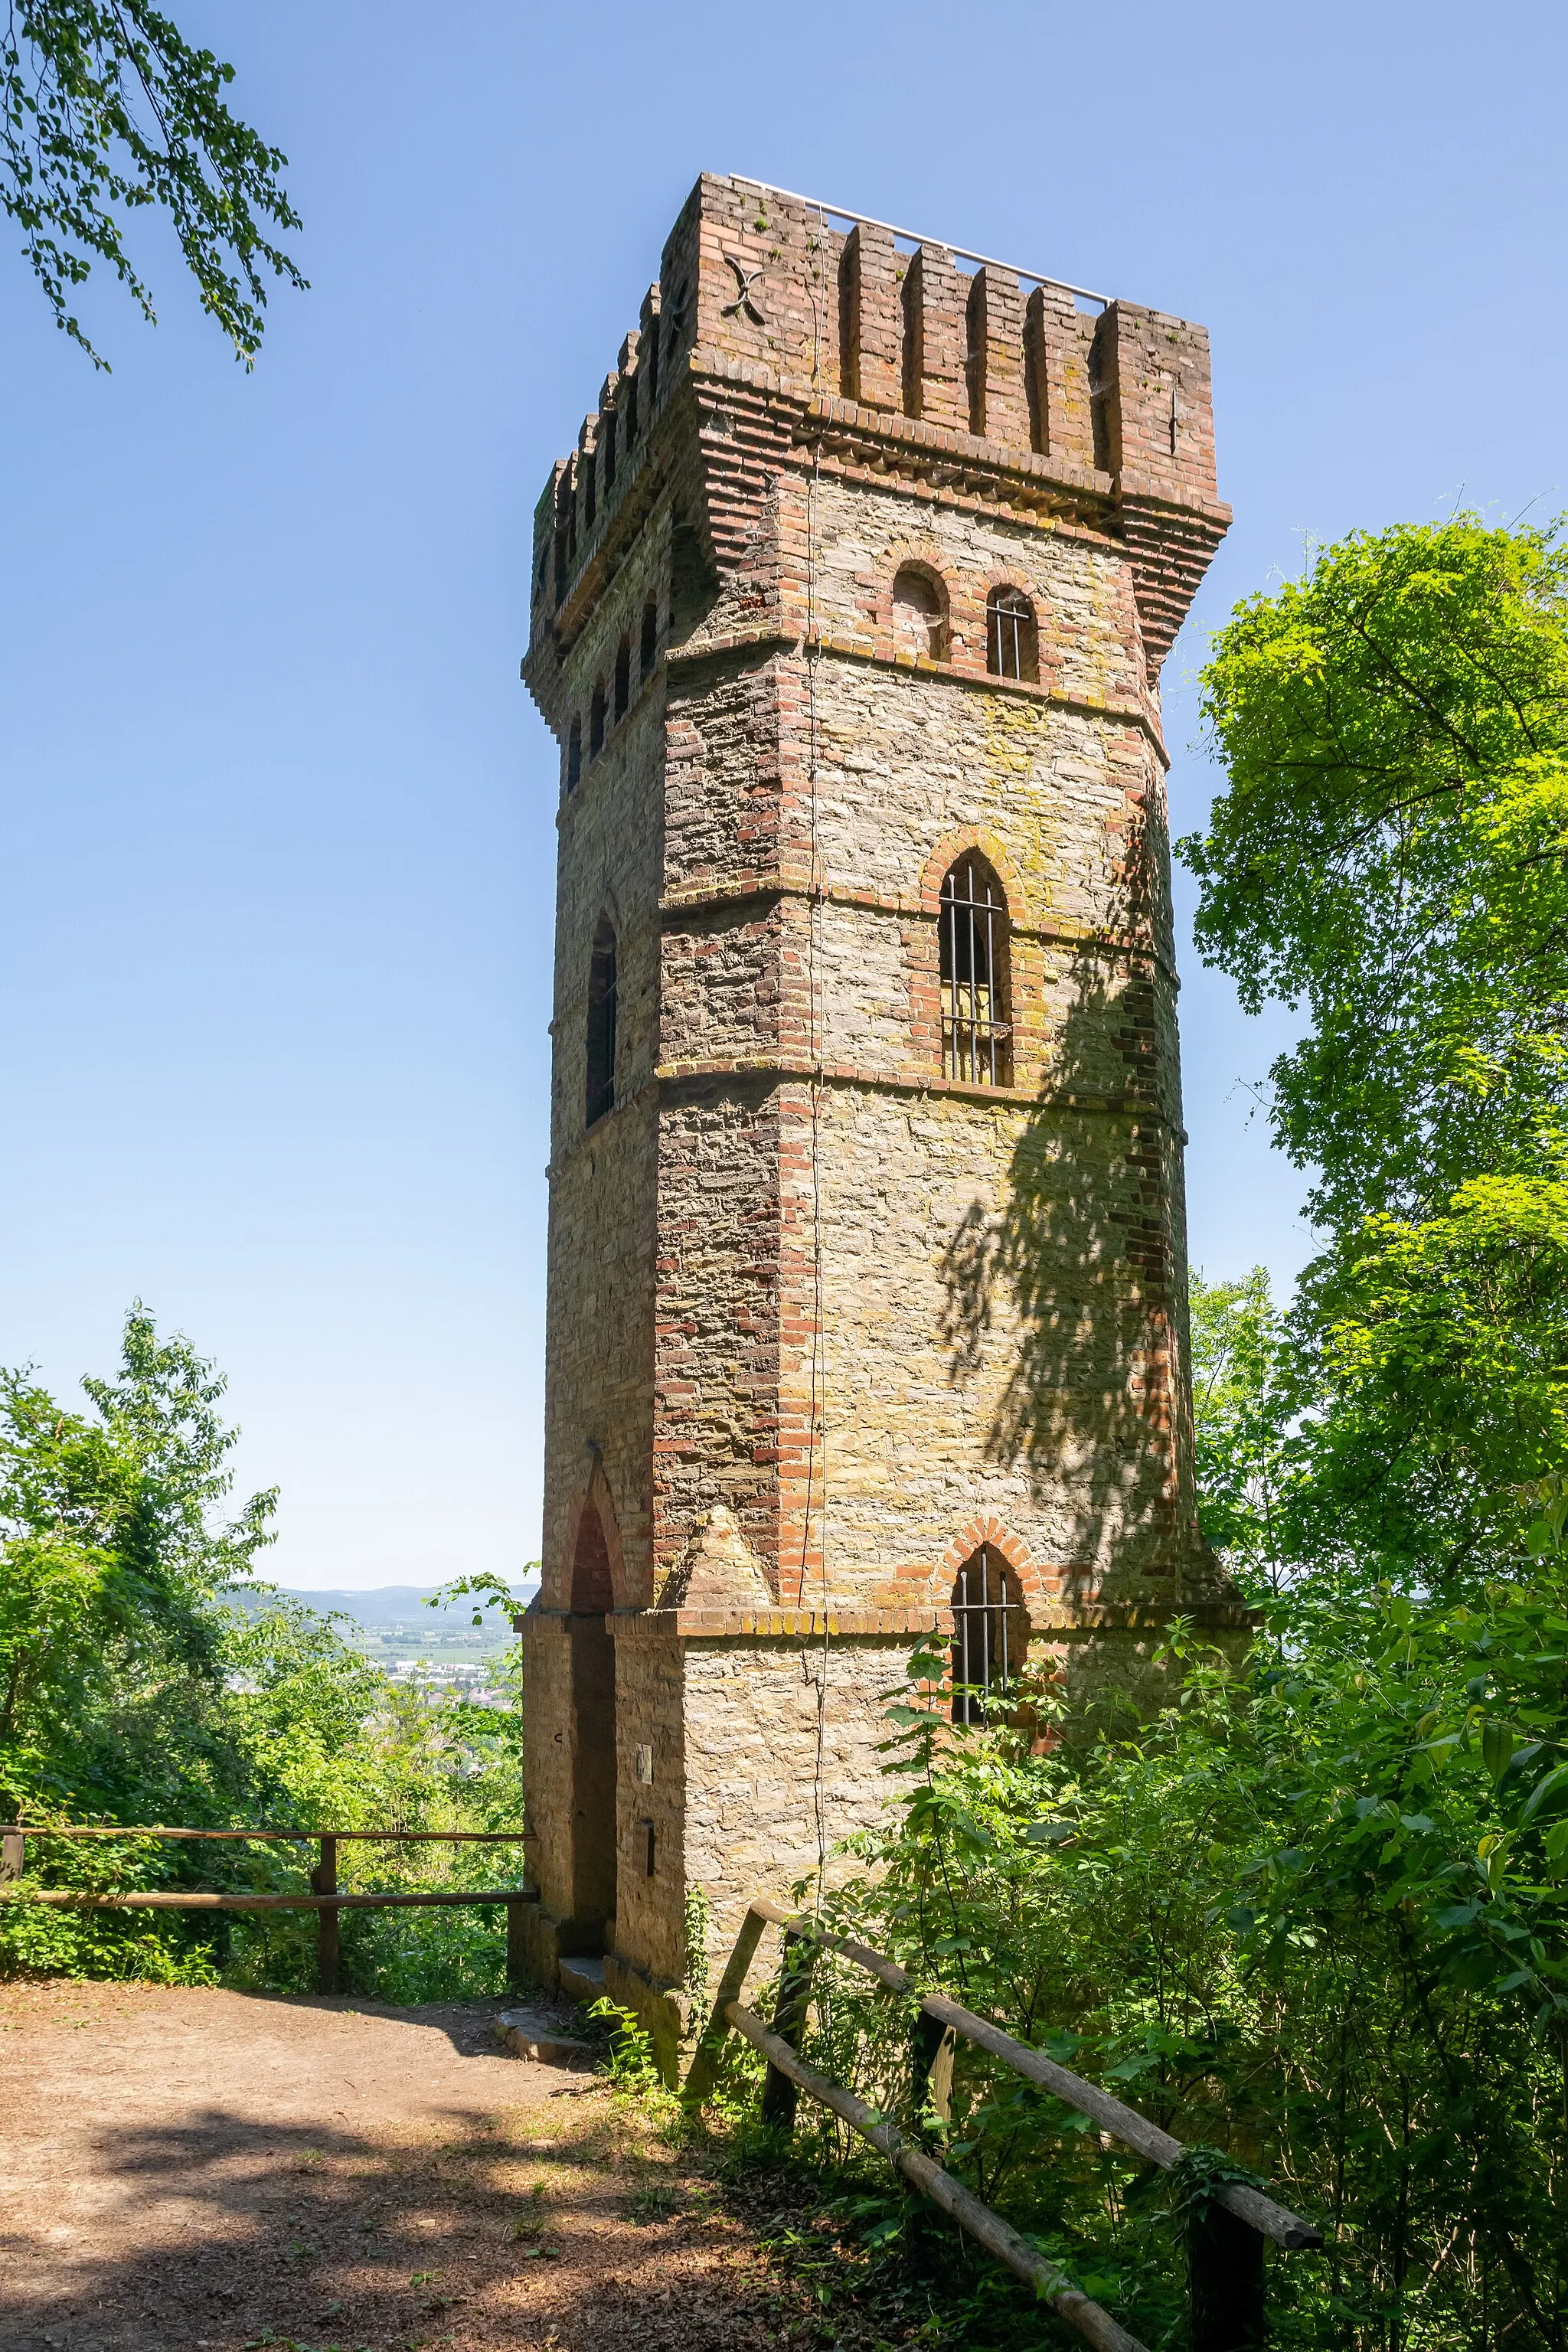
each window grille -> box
[586,920,617,1126]
[950,1550,1024,1723]
[987,586,1037,682]
[940,858,1011,1084]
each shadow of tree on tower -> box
[939,958,1191,1604]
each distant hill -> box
[221,1579,539,1662]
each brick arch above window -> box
[939,1514,1058,1614]
[972,562,1057,686]
[877,542,955,655]
[917,825,1034,928]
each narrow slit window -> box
[623,374,639,445]
[614,636,631,720]
[602,412,617,490]
[639,597,658,679]
[566,717,582,793]
[583,449,596,531]
[949,1549,1024,1724]
[586,919,617,1127]
[987,587,1038,682]
[965,275,984,436]
[939,857,1011,1085]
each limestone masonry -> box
[518,173,1238,2066]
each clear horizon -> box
[2,1,1562,1587]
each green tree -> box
[0,1302,276,1814]
[1180,515,1568,1235]
[2,2,304,364]
[1188,1266,1302,1594]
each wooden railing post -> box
[0,1830,23,1883]
[910,2008,954,2140]
[505,1896,528,1989]
[1188,2198,1267,2352]
[312,1835,340,1994]
[759,1931,815,2132]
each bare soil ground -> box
[0,1979,825,2352]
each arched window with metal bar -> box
[949,1548,1025,1723]
[986,586,1038,682]
[939,854,1011,1085]
[586,918,617,1128]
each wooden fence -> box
[0,1824,537,1994]
[688,1896,1322,2352]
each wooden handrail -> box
[0,1824,534,1841]
[737,1898,1321,2252]
[0,1888,537,1910]
[689,1899,1325,2352]
[0,1822,538,1993]
[727,1999,1148,2352]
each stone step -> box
[557,1954,607,2004]
[495,2005,595,2067]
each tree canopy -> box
[2,1,304,364]
[1179,515,1568,1234]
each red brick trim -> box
[875,541,955,665]
[917,826,1031,924]
[560,1455,631,1612]
[939,1514,1060,1612]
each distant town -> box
[223,1579,540,1708]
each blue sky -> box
[2,1,1563,1589]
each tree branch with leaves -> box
[2,0,305,364]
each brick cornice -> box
[593,1599,1257,1642]
[543,1064,1187,1184]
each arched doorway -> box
[568,1501,617,1939]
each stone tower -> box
[518,175,1237,2062]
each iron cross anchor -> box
[720,252,768,326]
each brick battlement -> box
[527,173,1228,688]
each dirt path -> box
[0,1979,806,2352]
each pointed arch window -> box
[949,1548,1025,1724]
[939,855,1011,1085]
[987,586,1038,682]
[586,918,618,1127]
